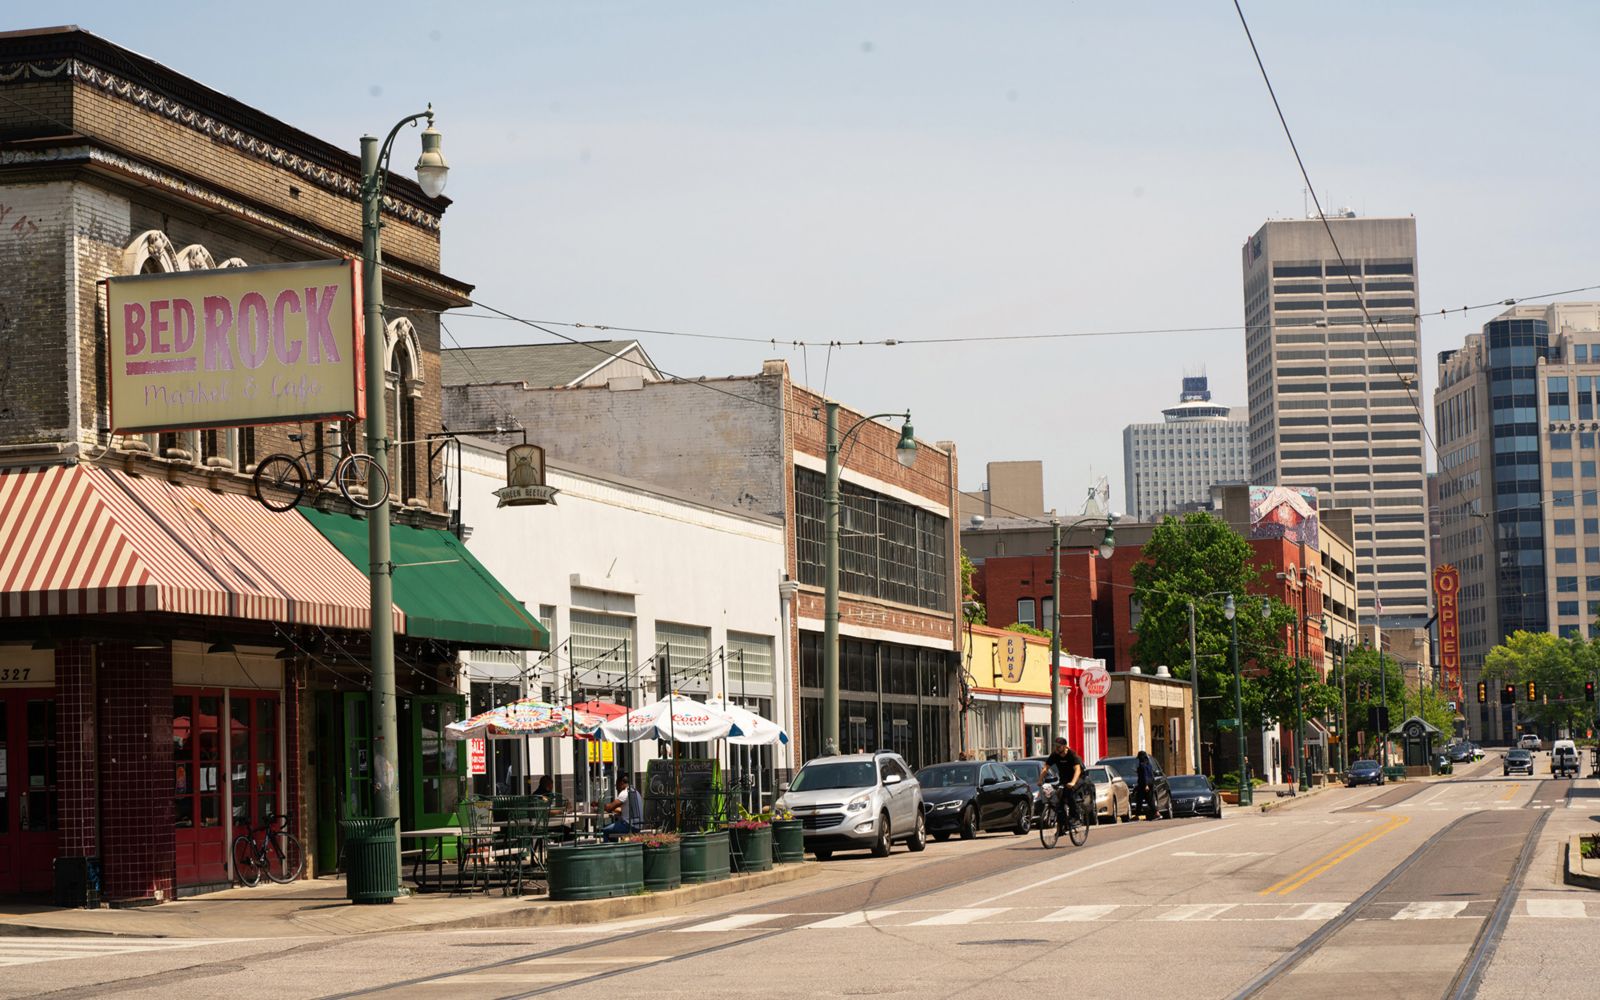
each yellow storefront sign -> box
[105,259,364,433]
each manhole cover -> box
[959,938,1047,946]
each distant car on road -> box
[1518,734,1542,751]
[916,761,1032,841]
[1551,740,1580,778]
[1167,774,1223,818]
[1082,765,1131,823]
[1345,759,1385,787]
[1503,748,1535,776]
[1446,743,1475,764]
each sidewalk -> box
[0,863,814,940]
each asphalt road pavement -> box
[7,754,1596,1000]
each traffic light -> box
[1527,680,1538,702]
[1586,680,1595,702]
[1502,683,1515,704]
[1477,680,1488,704]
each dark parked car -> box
[1006,759,1050,822]
[1345,759,1385,787]
[1096,755,1173,819]
[917,761,1033,840]
[1446,742,1474,764]
[1503,748,1535,776]
[1167,775,1223,818]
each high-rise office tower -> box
[1122,375,1249,520]
[1435,302,1600,741]
[1242,215,1429,619]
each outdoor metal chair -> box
[455,798,496,894]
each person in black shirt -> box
[1044,737,1085,828]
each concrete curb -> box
[1256,783,1332,814]
[1563,835,1600,891]
[389,861,818,931]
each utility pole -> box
[1188,602,1200,774]
[1050,519,1063,742]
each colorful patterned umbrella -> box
[445,699,599,740]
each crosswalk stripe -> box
[1282,902,1345,921]
[1393,901,1468,920]
[677,914,785,933]
[1040,904,1120,922]
[907,908,1009,926]
[1525,899,1587,918]
[1157,903,1237,922]
[0,937,226,968]
[803,910,901,929]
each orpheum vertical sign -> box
[105,260,364,433]
[1433,564,1462,703]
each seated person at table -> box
[532,776,555,799]
[601,775,643,840]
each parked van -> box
[1551,739,1580,778]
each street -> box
[5,756,1595,1000]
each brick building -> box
[446,358,962,768]
[0,27,542,903]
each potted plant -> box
[728,819,773,873]
[679,828,731,884]
[626,832,682,892]
[769,807,804,864]
[547,840,644,901]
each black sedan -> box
[1096,755,1173,820]
[917,761,1033,840]
[1345,759,1385,787]
[1446,742,1475,764]
[1005,759,1050,822]
[1167,775,1223,818]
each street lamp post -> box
[822,402,916,756]
[1224,594,1251,806]
[1049,515,1116,744]
[360,108,449,869]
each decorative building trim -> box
[0,58,442,232]
[0,144,468,304]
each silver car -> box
[1084,765,1131,823]
[775,751,926,860]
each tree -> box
[1130,512,1293,769]
[1338,645,1456,757]
[959,550,986,625]
[1004,622,1051,638]
[1484,631,1594,736]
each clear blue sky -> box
[32,2,1600,513]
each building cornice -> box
[0,54,444,232]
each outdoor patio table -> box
[399,824,505,893]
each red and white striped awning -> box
[0,464,403,631]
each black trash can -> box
[340,817,400,904]
[53,856,101,909]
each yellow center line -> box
[1259,814,1411,896]
[1498,784,1519,802]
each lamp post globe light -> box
[360,107,448,881]
[1048,514,1116,745]
[821,404,915,756]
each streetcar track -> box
[1231,776,1568,1000]
[322,818,1188,999]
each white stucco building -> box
[452,436,790,806]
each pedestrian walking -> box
[1134,750,1157,820]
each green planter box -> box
[730,826,773,873]
[679,831,730,884]
[641,842,681,892]
[772,819,805,864]
[548,842,644,901]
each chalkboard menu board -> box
[644,757,721,831]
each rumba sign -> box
[105,259,365,433]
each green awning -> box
[299,509,548,651]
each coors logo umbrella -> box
[598,695,739,742]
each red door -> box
[173,690,227,886]
[0,691,59,893]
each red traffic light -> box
[1587,680,1596,702]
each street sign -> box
[1218,717,1239,729]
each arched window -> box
[385,318,425,504]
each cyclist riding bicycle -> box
[1043,736,1085,829]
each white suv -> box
[1518,734,1542,751]
[776,751,926,860]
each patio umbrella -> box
[598,694,739,743]
[444,699,599,740]
[569,700,627,721]
[704,698,789,746]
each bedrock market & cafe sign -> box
[105,259,364,433]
